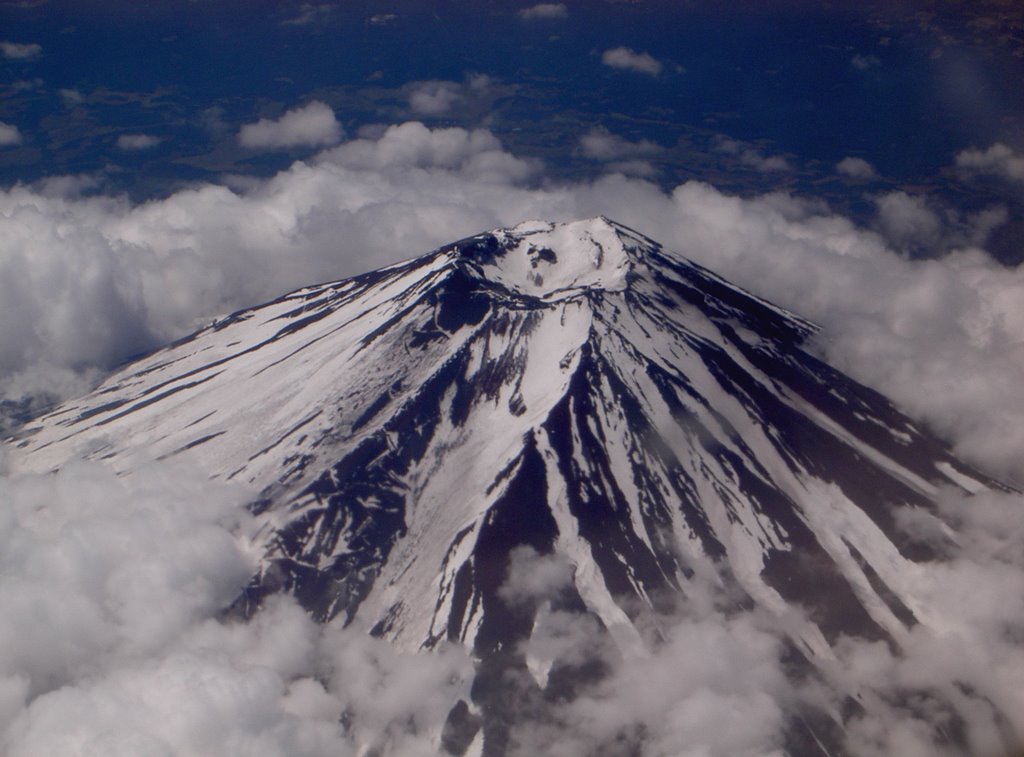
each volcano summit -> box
[7,218,1015,755]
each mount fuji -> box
[6,217,1012,755]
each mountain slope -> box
[6,217,1008,754]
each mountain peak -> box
[6,218,1009,756]
[453,217,636,301]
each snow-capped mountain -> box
[6,217,1008,754]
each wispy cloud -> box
[601,47,662,76]
[0,40,41,60]
[714,137,791,172]
[578,126,661,176]
[518,3,568,20]
[238,101,343,149]
[117,134,162,151]
[58,88,83,106]
[281,3,333,27]
[851,53,880,70]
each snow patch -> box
[467,218,632,301]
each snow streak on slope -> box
[7,217,1009,754]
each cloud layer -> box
[0,459,472,755]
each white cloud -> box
[407,80,464,116]
[578,126,660,162]
[0,123,22,147]
[0,459,472,756]
[872,190,942,249]
[117,134,162,151]
[238,101,343,150]
[715,137,792,172]
[499,546,575,606]
[405,75,495,116]
[601,47,662,76]
[0,41,41,60]
[317,121,539,183]
[836,156,878,179]
[955,142,1024,182]
[518,3,568,20]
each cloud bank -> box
[601,47,662,76]
[0,459,472,756]
[238,101,343,150]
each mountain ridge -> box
[6,217,1010,754]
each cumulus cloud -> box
[238,101,343,150]
[715,137,792,172]
[601,47,662,76]
[955,142,1024,182]
[404,75,493,117]
[0,123,22,147]
[518,3,568,20]
[0,41,41,60]
[837,155,878,179]
[407,80,464,116]
[116,133,162,151]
